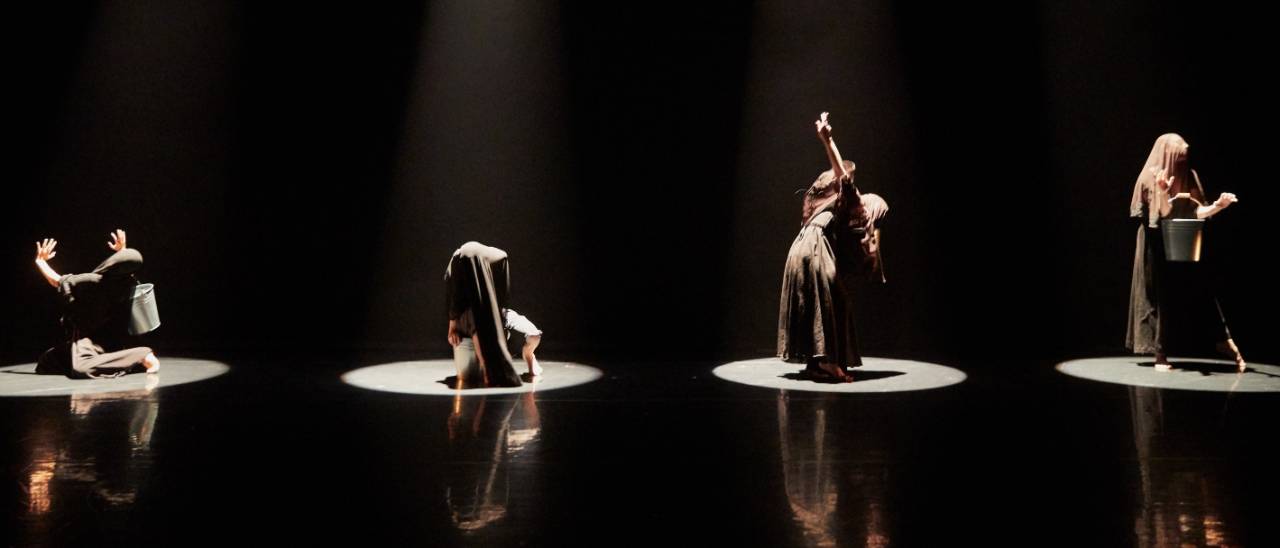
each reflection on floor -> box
[1129,386,1241,547]
[444,392,541,533]
[16,387,159,544]
[0,353,1277,546]
[778,392,890,547]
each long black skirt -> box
[777,216,861,369]
[1126,225,1232,356]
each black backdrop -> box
[5,1,1276,368]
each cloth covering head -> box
[445,242,521,387]
[58,249,143,335]
[1131,133,1206,227]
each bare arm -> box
[1197,192,1238,219]
[1157,170,1237,219]
[34,239,61,288]
[816,112,850,181]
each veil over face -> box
[445,241,521,387]
[1131,133,1205,227]
[58,249,144,335]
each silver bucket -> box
[1161,218,1204,262]
[128,283,161,335]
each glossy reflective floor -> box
[2,353,1278,546]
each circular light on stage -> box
[0,359,231,398]
[342,360,603,396]
[1056,357,1280,393]
[713,357,966,393]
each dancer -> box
[777,113,888,382]
[34,230,160,378]
[445,242,542,387]
[504,308,543,379]
[1126,133,1243,372]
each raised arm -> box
[34,238,61,288]
[107,229,127,251]
[815,112,850,181]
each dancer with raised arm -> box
[34,230,160,378]
[778,113,888,382]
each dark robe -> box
[778,162,889,369]
[1126,134,1232,356]
[445,242,522,387]
[37,249,153,378]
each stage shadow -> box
[780,370,906,384]
[1133,361,1266,377]
[438,375,543,389]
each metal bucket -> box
[128,283,161,335]
[1161,218,1204,262]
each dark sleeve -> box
[91,249,143,277]
[57,273,106,331]
[58,273,98,304]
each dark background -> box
[5,1,1276,367]
[3,3,1280,547]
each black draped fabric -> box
[778,165,888,369]
[37,249,152,378]
[1126,134,1232,356]
[445,242,522,388]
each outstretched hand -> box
[107,229,127,252]
[35,239,58,262]
[1214,192,1238,209]
[815,112,833,140]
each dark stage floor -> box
[2,352,1277,547]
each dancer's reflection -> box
[444,392,541,533]
[777,392,891,547]
[21,386,160,541]
[1128,387,1239,547]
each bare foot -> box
[1217,339,1246,373]
[143,353,160,374]
[528,357,543,378]
[817,362,854,383]
[1153,352,1171,372]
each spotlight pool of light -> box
[713,357,966,393]
[0,358,231,397]
[342,360,603,396]
[1056,357,1280,393]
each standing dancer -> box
[778,113,888,382]
[1126,133,1243,372]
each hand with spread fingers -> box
[36,238,58,262]
[107,229,127,252]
